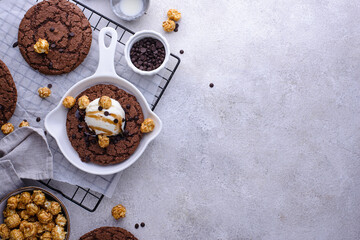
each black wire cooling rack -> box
[37,0,181,212]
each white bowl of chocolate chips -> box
[45,27,162,175]
[124,30,170,76]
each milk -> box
[119,0,144,17]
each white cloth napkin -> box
[0,127,53,198]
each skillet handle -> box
[94,27,118,76]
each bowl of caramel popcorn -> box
[0,186,70,240]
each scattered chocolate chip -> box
[98,106,103,111]
[174,23,179,32]
[47,84,52,89]
[59,48,64,53]
[49,62,53,69]
[135,224,139,229]
[126,104,130,109]
[85,156,90,162]
[12,41,18,48]
[140,222,145,227]
[104,111,109,116]
[209,83,214,88]
[50,27,55,32]
[51,43,56,48]
[72,134,76,139]
[180,50,184,54]
[68,32,75,37]
[114,119,118,123]
[36,117,41,122]
[122,118,125,122]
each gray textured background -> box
[31,0,360,239]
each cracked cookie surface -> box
[18,0,92,75]
[80,227,138,240]
[0,60,17,126]
[66,84,144,165]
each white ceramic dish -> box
[45,27,162,175]
[124,30,170,76]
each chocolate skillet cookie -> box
[0,60,17,126]
[66,84,144,165]
[80,227,138,240]
[18,0,92,75]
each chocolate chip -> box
[122,118,125,122]
[104,111,109,116]
[59,48,64,53]
[68,32,75,37]
[134,116,139,121]
[209,83,214,88]
[180,50,184,54]
[36,117,41,122]
[51,43,56,48]
[114,119,118,123]
[23,119,27,122]
[50,27,55,32]
[78,124,84,129]
[126,104,130,109]
[72,134,76,139]
[123,130,129,136]
[85,156,90,162]
[12,41,18,48]
[98,106,103,111]
[140,222,145,227]
[44,131,47,135]
[47,84,52,89]
[174,23,179,32]
[49,62,53,69]
[135,224,139,229]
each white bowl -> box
[124,30,170,76]
[45,27,162,175]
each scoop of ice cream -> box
[85,98,125,136]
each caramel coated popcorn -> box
[51,225,66,240]
[1,123,14,135]
[19,221,37,238]
[62,96,76,109]
[26,203,39,216]
[111,204,126,220]
[162,19,176,32]
[98,134,110,148]
[42,221,55,232]
[40,231,52,240]
[34,38,49,54]
[3,207,16,218]
[9,229,24,240]
[78,95,90,109]
[38,87,52,98]
[0,223,10,239]
[167,9,181,21]
[5,213,21,229]
[19,192,31,205]
[32,190,46,205]
[55,214,67,227]
[140,118,155,133]
[37,210,52,224]
[99,96,112,109]
[48,201,61,216]
[7,196,18,210]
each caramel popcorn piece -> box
[1,123,14,135]
[32,190,46,205]
[33,221,44,235]
[37,210,52,224]
[19,221,37,238]
[140,118,155,133]
[19,192,31,205]
[26,203,39,216]
[62,96,76,109]
[98,134,110,148]
[9,229,24,240]
[162,19,176,32]
[17,202,26,210]
[167,9,181,21]
[51,225,66,240]
[42,221,55,232]
[78,95,90,109]
[99,96,112,109]
[34,38,49,54]
[40,231,52,240]
[0,224,10,239]
[55,214,67,227]
[3,207,16,218]
[18,120,29,128]
[111,204,126,220]
[38,87,51,98]
[5,213,21,229]
[48,201,61,216]
[19,210,30,220]
[7,196,18,210]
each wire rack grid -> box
[23,0,180,212]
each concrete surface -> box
[44,0,360,239]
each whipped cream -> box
[85,98,125,136]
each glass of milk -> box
[110,0,150,21]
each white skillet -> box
[45,27,162,175]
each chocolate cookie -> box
[18,0,92,75]
[0,60,17,126]
[80,227,138,240]
[66,84,144,165]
